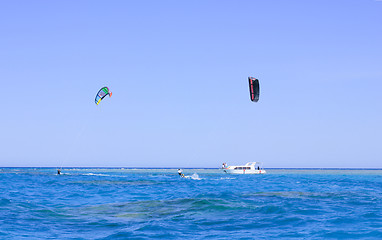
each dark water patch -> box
[0,198,11,206]
[87,220,124,229]
[319,230,380,239]
[361,212,382,219]
[256,205,286,214]
[32,208,73,219]
[70,197,251,222]
[245,191,357,200]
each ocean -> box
[1,168,382,239]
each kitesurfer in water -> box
[57,169,61,175]
[178,169,184,177]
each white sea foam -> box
[184,173,202,180]
[83,173,110,177]
[58,173,71,175]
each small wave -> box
[83,173,111,177]
[219,177,236,180]
[70,180,158,186]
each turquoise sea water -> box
[1,168,382,239]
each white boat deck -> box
[222,162,266,174]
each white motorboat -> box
[221,162,266,174]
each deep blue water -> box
[1,168,382,239]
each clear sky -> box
[1,0,381,168]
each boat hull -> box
[222,169,266,174]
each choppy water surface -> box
[1,168,382,239]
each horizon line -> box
[1,167,382,170]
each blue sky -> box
[1,0,381,168]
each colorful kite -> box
[95,87,112,105]
[248,77,259,102]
